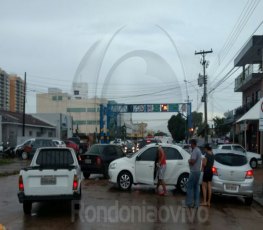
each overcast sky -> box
[1,0,263,132]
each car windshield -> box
[88,145,102,154]
[215,153,247,166]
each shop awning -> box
[236,100,261,123]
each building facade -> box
[0,69,10,111]
[36,88,108,134]
[233,35,263,154]
[0,111,56,147]
[9,75,25,113]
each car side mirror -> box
[136,155,141,161]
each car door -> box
[162,147,184,184]
[103,145,119,165]
[135,146,157,185]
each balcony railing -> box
[235,64,263,92]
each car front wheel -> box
[177,173,189,194]
[117,171,132,191]
[250,158,257,169]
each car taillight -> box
[212,167,218,176]
[73,175,78,191]
[96,157,102,165]
[245,170,254,179]
[19,175,24,191]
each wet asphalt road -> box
[1,174,263,230]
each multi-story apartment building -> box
[36,88,108,134]
[9,75,25,113]
[233,35,263,154]
[0,68,10,110]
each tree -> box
[213,116,231,137]
[167,113,186,142]
[154,131,168,137]
[192,111,203,130]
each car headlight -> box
[110,162,117,169]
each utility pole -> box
[195,49,213,143]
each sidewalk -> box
[0,158,29,176]
[253,164,263,206]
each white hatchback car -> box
[212,149,254,205]
[108,143,190,193]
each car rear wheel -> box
[118,171,132,191]
[21,152,28,160]
[83,172,90,179]
[23,201,32,214]
[245,196,253,205]
[177,173,189,194]
[250,159,257,169]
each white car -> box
[52,139,66,147]
[216,144,262,169]
[108,143,190,193]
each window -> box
[67,108,86,112]
[89,145,101,154]
[233,145,245,152]
[215,153,247,166]
[29,131,32,136]
[138,147,157,161]
[163,147,183,160]
[221,146,231,150]
[86,108,96,112]
[116,146,125,157]
[36,149,74,168]
[103,146,117,156]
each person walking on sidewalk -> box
[155,145,167,196]
[200,144,214,207]
[185,139,202,208]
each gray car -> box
[212,149,254,205]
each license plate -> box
[225,184,238,192]
[85,159,91,164]
[41,176,56,185]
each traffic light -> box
[161,104,168,112]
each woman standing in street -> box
[155,145,167,196]
[201,144,215,207]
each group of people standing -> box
[154,139,215,208]
[185,139,215,208]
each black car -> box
[80,144,125,179]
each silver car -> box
[212,149,254,205]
